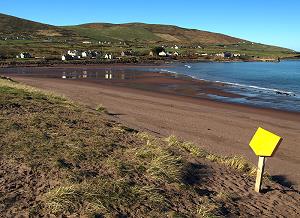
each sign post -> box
[249,127,282,193]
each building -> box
[17,52,32,59]
[173,52,179,56]
[158,51,167,57]
[174,45,179,50]
[149,51,154,56]
[104,54,113,59]
[81,51,88,58]
[215,53,225,58]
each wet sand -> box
[7,72,300,191]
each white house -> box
[149,51,154,56]
[215,53,225,58]
[174,45,179,50]
[158,51,167,57]
[233,53,241,57]
[173,51,179,56]
[104,54,113,59]
[62,55,66,61]
[82,51,88,58]
[67,50,78,56]
[82,41,91,44]
[17,52,32,59]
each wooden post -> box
[255,156,265,192]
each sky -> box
[1,0,299,51]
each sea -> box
[1,60,299,112]
[151,60,300,112]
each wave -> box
[158,68,296,96]
[214,81,296,96]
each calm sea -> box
[154,60,300,112]
[1,60,299,112]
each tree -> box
[152,47,165,55]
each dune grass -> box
[1,78,267,217]
[165,135,257,176]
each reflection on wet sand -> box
[61,69,126,80]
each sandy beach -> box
[7,72,300,191]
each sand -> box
[9,75,300,192]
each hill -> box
[0,13,74,38]
[0,13,296,60]
[67,22,244,44]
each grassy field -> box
[1,77,298,217]
[0,13,298,61]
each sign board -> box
[249,127,282,157]
[249,127,282,192]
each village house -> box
[67,50,79,57]
[82,41,92,44]
[158,51,167,57]
[233,53,241,57]
[174,45,179,50]
[81,51,88,58]
[149,51,154,57]
[104,54,113,59]
[16,52,32,59]
[215,53,225,58]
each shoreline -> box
[0,63,299,113]
[2,56,300,68]
[8,75,300,190]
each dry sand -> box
[10,75,300,192]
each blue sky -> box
[1,0,299,51]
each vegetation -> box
[1,78,298,217]
[0,13,298,62]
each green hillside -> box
[0,13,297,60]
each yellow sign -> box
[249,127,282,157]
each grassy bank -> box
[0,78,295,217]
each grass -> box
[0,78,274,217]
[165,135,257,176]
[95,104,108,113]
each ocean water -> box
[1,60,299,112]
[153,60,300,112]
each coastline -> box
[5,74,300,190]
[1,63,299,113]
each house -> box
[82,41,91,44]
[174,45,179,50]
[200,53,208,56]
[121,51,125,57]
[104,54,113,59]
[81,51,88,58]
[215,53,225,58]
[233,53,241,57]
[17,52,32,59]
[149,51,154,56]
[67,50,79,56]
[158,51,167,57]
